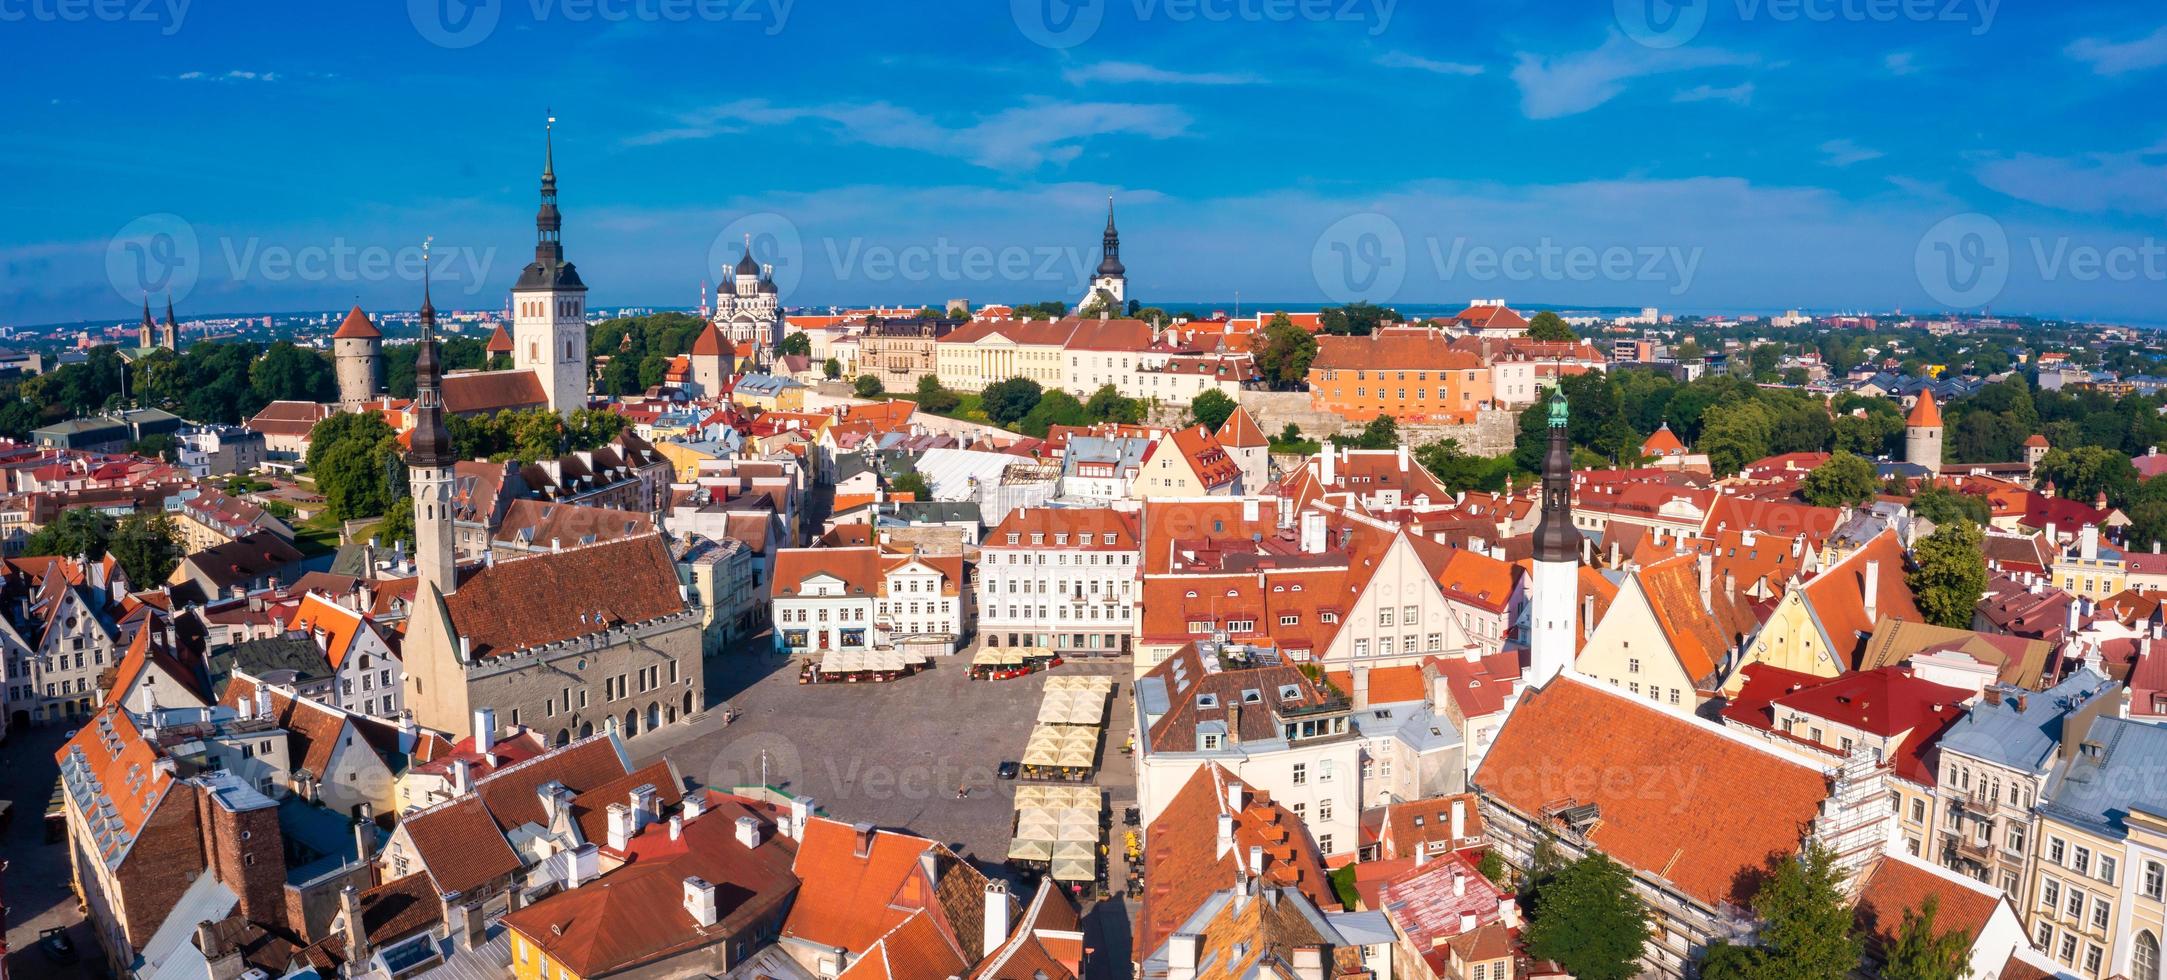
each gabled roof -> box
[1799,530,1923,668]
[399,794,524,897]
[1214,407,1269,449]
[55,703,177,871]
[1853,852,2002,956]
[1475,674,1829,908]
[443,534,686,658]
[1136,764,1337,960]
[485,323,514,354]
[440,370,549,416]
[785,817,987,959]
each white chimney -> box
[668,814,683,841]
[1451,799,1466,841]
[451,758,473,795]
[983,880,1011,953]
[564,843,598,888]
[1454,871,1467,896]
[1863,560,1881,623]
[1216,812,1236,860]
[630,784,658,831]
[1459,912,1477,934]
[1226,782,1246,812]
[473,708,495,755]
[1320,447,1336,487]
[683,792,706,821]
[1300,511,1327,555]
[1169,934,1201,980]
[1248,844,1265,876]
[607,802,633,851]
[2082,524,2100,561]
[683,877,718,927]
[789,796,815,840]
[1397,443,1409,472]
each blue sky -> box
[4,0,2165,325]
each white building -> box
[770,545,968,657]
[1133,641,1365,860]
[976,507,1140,659]
[175,424,267,477]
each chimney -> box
[1863,560,1880,623]
[1697,552,1713,608]
[1320,447,1336,487]
[1225,700,1242,748]
[197,922,246,980]
[683,876,718,927]
[1985,687,2003,706]
[1248,844,1265,876]
[353,804,376,867]
[473,708,495,755]
[789,796,814,840]
[1451,799,1466,841]
[853,821,877,858]
[1227,782,1247,813]
[1217,812,1236,859]
[1352,665,1371,711]
[1454,870,1467,896]
[1300,511,1326,555]
[1459,912,1478,934]
[1397,443,1410,472]
[630,784,658,831]
[2082,524,2100,561]
[1169,934,1202,980]
[564,843,598,888]
[607,802,633,851]
[450,758,473,795]
[1292,945,1326,980]
[339,884,367,965]
[683,792,706,821]
[984,880,1012,954]
[668,813,683,841]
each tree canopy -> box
[1190,389,1237,433]
[982,377,1044,425]
[1699,844,1862,980]
[1800,451,1878,508]
[1910,519,1989,629]
[1524,854,1650,980]
[1526,310,1576,342]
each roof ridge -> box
[1550,673,1830,770]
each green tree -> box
[1190,389,1238,433]
[1524,855,1649,980]
[1910,520,1989,628]
[1910,486,1992,526]
[914,375,962,415]
[778,332,812,357]
[2034,446,2138,508]
[373,504,417,551]
[1700,844,1861,980]
[855,375,886,398]
[24,508,117,561]
[1334,415,1400,450]
[1526,310,1576,342]
[1416,439,1513,494]
[982,377,1044,426]
[1019,390,1091,437]
[1879,895,1972,980]
[889,471,931,498]
[1800,451,1878,508]
[108,512,182,588]
[306,412,400,521]
[1084,384,1145,424]
[824,358,842,380]
[250,341,337,405]
[1699,401,1775,477]
[1255,314,1319,387]
[1319,301,1399,336]
[1477,849,1508,886]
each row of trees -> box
[1,341,346,439]
[305,407,627,524]
[1522,844,1971,980]
[23,509,183,587]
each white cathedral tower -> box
[712,236,784,353]
[1528,388,1580,686]
[510,115,589,417]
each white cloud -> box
[1883,51,1918,75]
[1673,82,1754,106]
[628,98,1192,169]
[2066,23,2167,75]
[1376,51,1484,76]
[1510,32,1756,119]
[1062,62,1258,85]
[176,69,279,82]
[1975,145,2167,216]
[1819,139,1884,167]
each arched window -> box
[623,709,638,736]
[2139,931,2162,980]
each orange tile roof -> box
[1907,388,1942,427]
[485,323,513,354]
[1635,553,1731,685]
[1323,664,1426,705]
[55,704,176,869]
[333,305,381,340]
[1853,853,2001,954]
[1137,764,1336,958]
[985,507,1141,549]
[1311,333,1483,372]
[785,817,949,955]
[1474,675,1828,908]
[399,794,523,897]
[1640,424,1686,457]
[288,592,368,669]
[1214,407,1269,449]
[773,546,883,598]
[440,370,549,415]
[1800,530,1923,669]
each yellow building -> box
[653,439,726,482]
[933,318,1074,392]
[729,373,807,413]
[2022,714,2167,979]
[1574,554,1729,716]
[1728,531,1919,691]
[2053,526,2128,602]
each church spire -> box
[409,246,453,470]
[1532,384,1577,563]
[1096,196,1124,277]
[515,111,584,294]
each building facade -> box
[976,507,1139,658]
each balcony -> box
[1954,837,1994,864]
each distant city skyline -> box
[4,3,2165,326]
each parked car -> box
[39,928,78,964]
[996,761,1020,780]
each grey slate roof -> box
[1940,667,2115,773]
[2040,715,2167,838]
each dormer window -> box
[1198,693,1218,708]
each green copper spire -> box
[1547,387,1569,428]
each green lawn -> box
[292,512,343,558]
[1328,864,1361,911]
[889,390,994,426]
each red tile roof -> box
[333,306,382,340]
[1137,764,1337,959]
[440,370,549,415]
[1854,852,2001,955]
[443,534,687,659]
[1907,389,1942,427]
[1476,675,1829,908]
[784,817,961,957]
[486,323,513,354]
[1801,530,1924,669]
[399,794,523,896]
[1214,407,1268,449]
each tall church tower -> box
[510,115,589,416]
[138,295,155,350]
[1084,197,1126,312]
[332,305,383,411]
[408,270,458,597]
[159,295,180,350]
[1529,388,1580,686]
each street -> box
[2,724,101,980]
